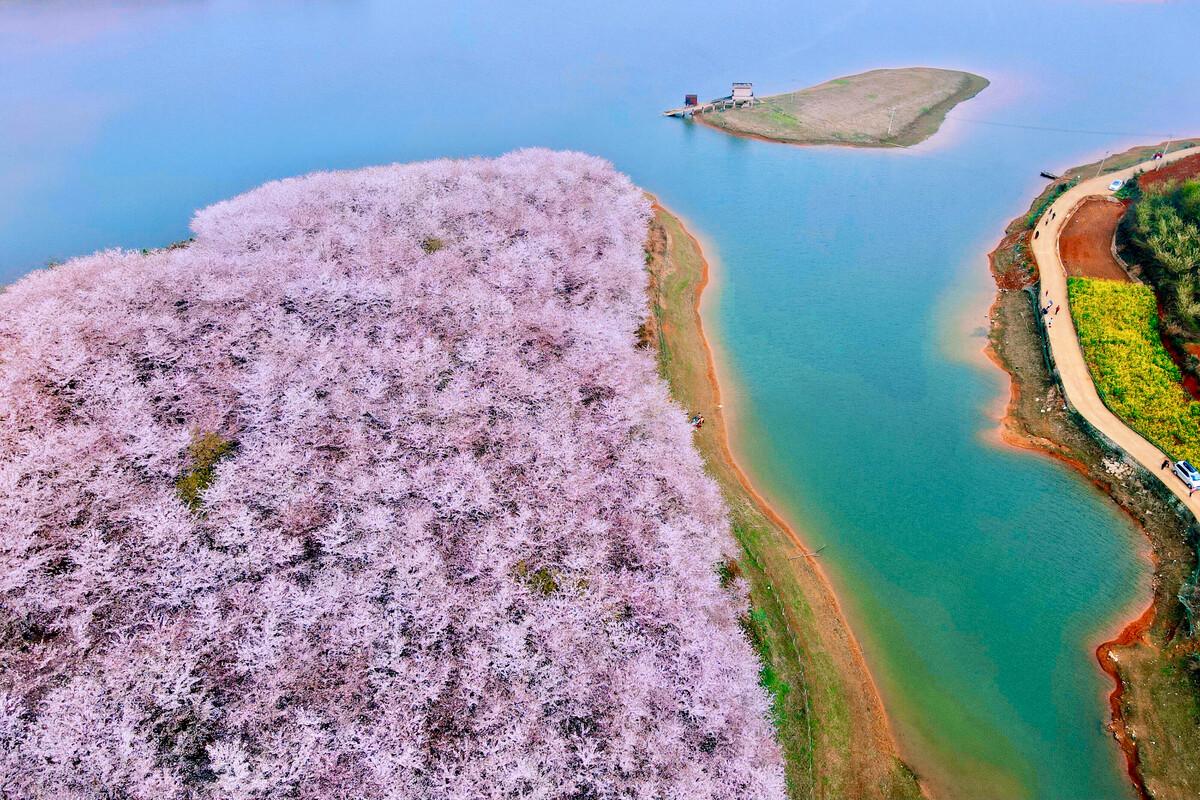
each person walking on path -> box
[1163,458,1172,470]
[1054,305,1060,316]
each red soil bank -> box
[1059,196,1131,281]
[1096,603,1156,800]
[1140,151,1200,190]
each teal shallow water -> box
[4,3,1200,797]
[698,141,1151,798]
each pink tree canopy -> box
[0,150,784,799]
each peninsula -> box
[0,151,787,799]
[986,142,1200,799]
[690,67,988,148]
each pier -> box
[663,81,758,117]
[662,96,759,117]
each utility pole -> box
[887,106,897,137]
[1158,136,1174,170]
[1094,150,1111,178]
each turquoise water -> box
[4,3,1200,797]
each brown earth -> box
[1060,196,1132,281]
[1141,152,1200,190]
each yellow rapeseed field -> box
[1069,277,1200,463]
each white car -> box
[1108,179,1124,192]
[1173,460,1200,491]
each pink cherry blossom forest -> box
[0,150,785,798]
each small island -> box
[685,67,988,148]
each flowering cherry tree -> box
[0,150,785,799]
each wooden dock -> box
[662,96,759,117]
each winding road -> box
[1031,145,1200,516]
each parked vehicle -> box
[1108,178,1125,192]
[1173,460,1200,490]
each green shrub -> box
[512,560,559,595]
[1068,277,1200,463]
[1027,178,1078,229]
[1177,179,1200,225]
[176,431,237,511]
[1132,193,1200,276]
[1114,173,1142,202]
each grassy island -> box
[696,67,988,148]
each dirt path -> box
[1059,196,1131,281]
[1032,147,1200,514]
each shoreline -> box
[981,274,1155,800]
[646,196,925,799]
[692,115,910,151]
[981,144,1200,798]
[663,196,901,747]
[1096,603,1156,800]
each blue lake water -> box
[4,2,1200,797]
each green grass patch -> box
[1027,178,1078,228]
[512,559,559,595]
[176,431,237,512]
[1068,277,1200,462]
[741,605,794,727]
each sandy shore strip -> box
[645,197,925,800]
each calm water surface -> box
[5,3,1200,798]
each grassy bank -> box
[696,67,988,148]
[645,202,924,800]
[987,147,1200,799]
